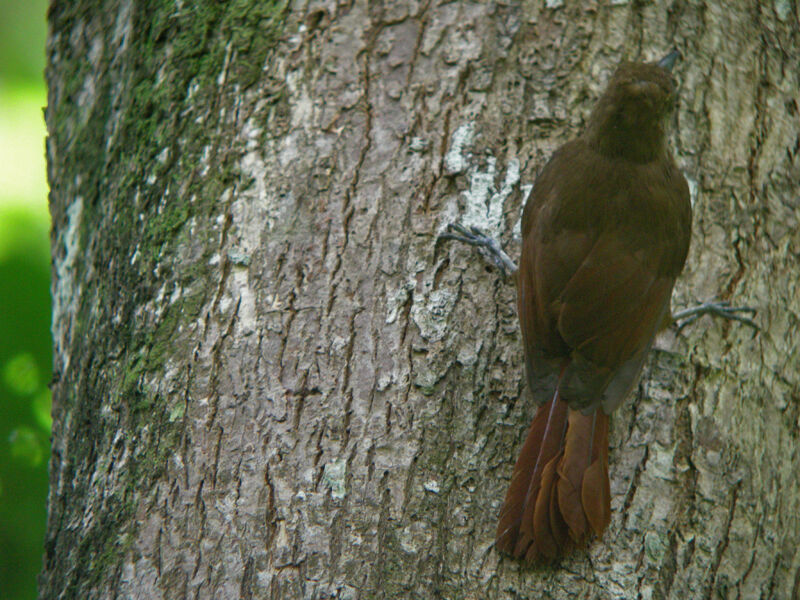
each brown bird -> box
[498,52,691,562]
[444,50,693,562]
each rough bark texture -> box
[43,1,799,599]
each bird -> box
[502,51,692,561]
[445,50,695,562]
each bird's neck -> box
[584,105,667,163]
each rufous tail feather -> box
[495,391,611,562]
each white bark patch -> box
[385,279,415,324]
[216,42,233,87]
[52,196,84,373]
[774,0,791,20]
[444,123,520,238]
[111,0,132,51]
[196,145,209,176]
[461,157,520,239]
[423,479,440,493]
[241,118,262,150]
[456,338,482,367]
[77,73,97,127]
[444,123,475,175]
[231,268,256,335]
[74,32,105,128]
[277,131,299,167]
[239,149,282,236]
[410,288,456,342]
[219,293,233,314]
[286,70,314,130]
[323,458,347,500]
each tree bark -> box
[42,1,800,598]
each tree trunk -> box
[42,1,799,598]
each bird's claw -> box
[439,223,517,277]
[673,301,759,333]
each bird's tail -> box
[495,390,611,562]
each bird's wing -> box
[520,226,675,410]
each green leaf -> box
[2,352,40,395]
[8,426,44,467]
[32,388,52,431]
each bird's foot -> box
[439,223,518,278]
[672,301,758,333]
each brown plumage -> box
[496,55,691,562]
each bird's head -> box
[586,51,680,162]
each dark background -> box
[0,1,51,598]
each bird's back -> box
[517,137,690,412]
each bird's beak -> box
[657,49,681,72]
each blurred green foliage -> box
[0,0,51,598]
[0,1,47,86]
[0,202,51,600]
